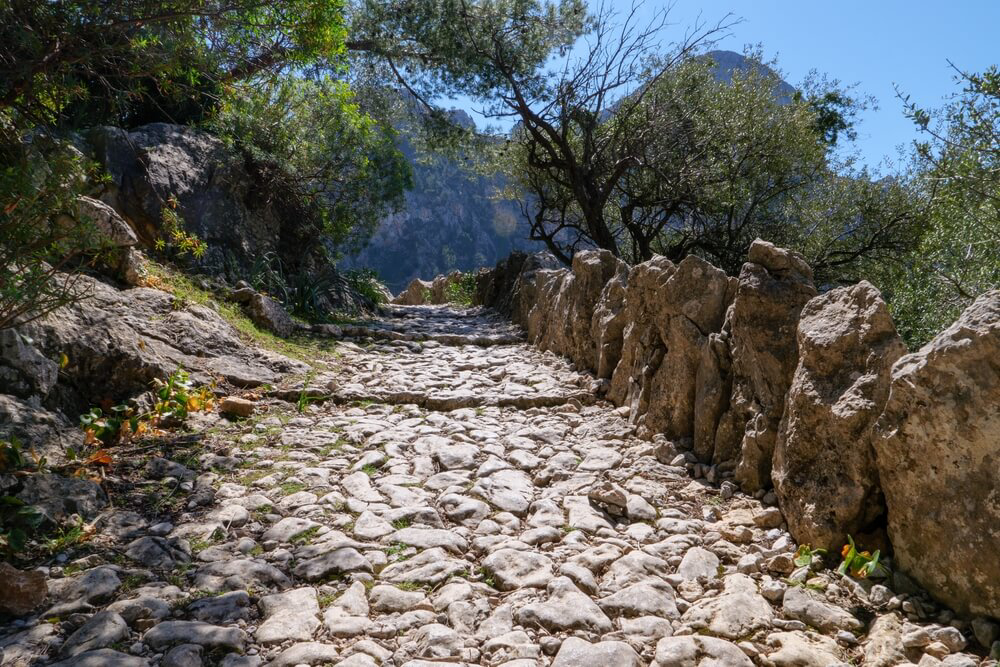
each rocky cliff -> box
[472,243,1000,621]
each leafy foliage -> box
[0,124,107,330]
[838,535,886,579]
[445,273,478,306]
[1,1,348,128]
[887,65,1000,345]
[209,76,411,257]
[79,369,215,449]
[0,438,45,554]
[793,544,827,568]
[344,268,389,306]
[156,197,206,259]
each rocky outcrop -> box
[393,278,433,305]
[6,272,306,419]
[715,241,817,491]
[874,290,1000,617]
[773,282,905,551]
[392,272,465,306]
[609,255,734,442]
[84,123,296,277]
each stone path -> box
[0,305,990,666]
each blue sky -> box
[453,0,1000,170]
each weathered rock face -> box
[85,123,295,276]
[0,329,59,399]
[474,252,563,329]
[773,282,906,551]
[873,290,1000,617]
[475,252,527,313]
[591,262,630,379]
[393,278,433,305]
[525,268,570,345]
[530,250,625,371]
[0,394,83,462]
[716,240,817,491]
[8,272,306,416]
[609,255,734,442]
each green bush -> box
[446,273,477,306]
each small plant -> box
[390,517,411,530]
[0,438,45,553]
[79,368,214,448]
[0,495,43,553]
[279,481,307,495]
[291,526,320,545]
[43,518,90,554]
[793,544,827,568]
[156,196,206,258]
[838,535,887,578]
[360,464,377,477]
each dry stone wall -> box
[471,241,1000,620]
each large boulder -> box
[246,293,296,338]
[85,124,295,276]
[609,255,734,442]
[873,290,1000,616]
[773,282,905,551]
[9,272,306,415]
[525,268,570,346]
[714,240,817,491]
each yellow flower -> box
[841,544,851,558]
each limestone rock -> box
[590,261,630,379]
[246,293,295,338]
[550,637,642,667]
[394,279,433,305]
[0,329,58,398]
[715,240,817,490]
[609,255,733,442]
[530,250,624,371]
[773,282,905,551]
[73,196,138,247]
[60,611,129,657]
[13,271,306,414]
[874,290,1000,617]
[219,396,255,418]
[654,635,754,666]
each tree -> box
[209,76,412,261]
[480,4,921,282]
[477,4,734,264]
[887,65,1000,345]
[0,1,348,127]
